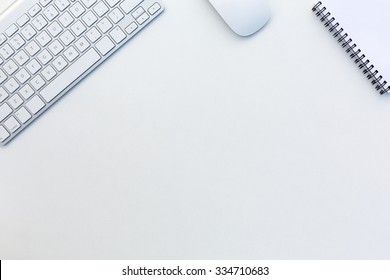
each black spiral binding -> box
[312,2,390,94]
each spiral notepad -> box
[312,1,390,94]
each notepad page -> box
[322,0,390,84]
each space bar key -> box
[41,49,101,103]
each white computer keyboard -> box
[0,0,163,145]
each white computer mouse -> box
[208,0,271,37]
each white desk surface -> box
[1,0,390,259]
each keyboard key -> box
[4,60,18,75]
[15,68,31,83]
[137,13,149,25]
[70,2,86,18]
[43,5,59,21]
[0,44,15,60]
[47,21,63,37]
[4,116,21,133]
[71,21,87,36]
[53,56,68,71]
[8,94,24,109]
[0,70,7,83]
[86,27,101,43]
[6,24,19,37]
[31,75,46,90]
[25,41,41,56]
[10,34,26,50]
[0,104,12,122]
[82,11,98,26]
[37,31,52,47]
[95,36,115,56]
[17,14,30,27]
[0,34,7,46]
[125,22,138,34]
[40,0,53,7]
[41,48,100,102]
[21,24,37,40]
[81,0,97,8]
[4,78,20,93]
[54,0,71,11]
[105,0,120,7]
[148,3,161,15]
[132,7,144,19]
[64,46,79,62]
[42,65,57,81]
[4,117,21,133]
[97,18,113,33]
[120,0,142,14]
[75,37,90,52]
[0,125,10,143]
[32,15,48,31]
[37,49,53,65]
[15,50,30,66]
[15,107,32,124]
[48,40,64,55]
[94,1,109,17]
[59,32,75,48]
[59,12,75,27]
[109,26,126,44]
[19,84,35,99]
[26,95,45,114]
[26,59,42,75]
[0,88,8,102]
[109,8,124,23]
[28,4,42,17]
[60,30,75,46]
